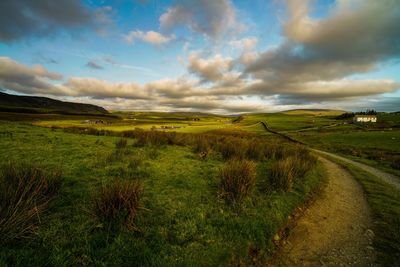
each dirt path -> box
[313,149,400,190]
[258,120,400,190]
[269,157,377,267]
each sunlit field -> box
[0,119,324,266]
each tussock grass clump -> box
[218,137,248,160]
[219,160,256,204]
[293,154,317,177]
[269,151,316,192]
[0,163,62,244]
[115,138,128,149]
[147,147,160,159]
[193,135,210,153]
[270,157,296,191]
[106,149,125,163]
[63,126,112,136]
[93,180,143,231]
[263,143,278,159]
[134,130,169,147]
[128,155,143,170]
[193,135,213,159]
[246,139,264,160]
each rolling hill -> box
[0,92,108,115]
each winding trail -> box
[312,149,400,190]
[259,120,400,189]
[269,157,377,266]
[257,120,400,266]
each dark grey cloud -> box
[0,0,112,42]
[245,0,400,100]
[159,0,242,39]
[246,79,399,100]
[368,97,400,112]
[85,60,104,70]
[275,95,400,113]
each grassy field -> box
[235,112,340,132]
[0,120,325,266]
[1,109,399,265]
[289,113,400,176]
[2,109,399,176]
[229,110,400,176]
[24,111,232,134]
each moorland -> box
[0,95,399,266]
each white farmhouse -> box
[353,115,377,123]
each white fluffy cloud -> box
[2,54,399,113]
[124,30,175,45]
[63,78,151,99]
[0,57,64,95]
[188,53,234,82]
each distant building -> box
[84,119,111,125]
[160,125,183,129]
[353,115,377,123]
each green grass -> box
[297,131,400,152]
[294,130,400,176]
[237,113,339,132]
[327,157,400,265]
[3,109,398,175]
[0,120,325,266]
[239,111,400,177]
[29,111,232,134]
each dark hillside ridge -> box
[0,92,108,115]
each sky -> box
[0,0,399,114]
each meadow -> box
[1,109,399,265]
[288,112,400,176]
[0,119,324,266]
[3,108,399,175]
[233,110,400,176]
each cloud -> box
[159,97,265,113]
[100,55,158,75]
[370,97,400,112]
[2,56,399,114]
[85,60,104,70]
[64,78,151,100]
[238,51,259,65]
[245,0,400,101]
[0,0,112,42]
[159,0,243,38]
[0,57,64,95]
[254,79,399,103]
[124,30,176,45]
[0,56,257,113]
[146,78,202,98]
[188,53,234,82]
[229,37,258,51]
[284,0,400,62]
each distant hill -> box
[281,109,346,116]
[0,92,108,115]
